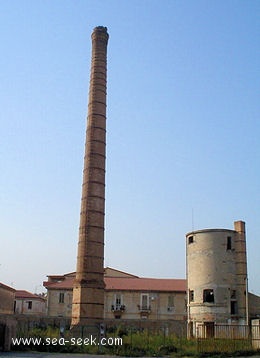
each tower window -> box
[203,289,214,303]
[231,301,238,315]
[227,236,232,250]
[189,290,194,302]
[231,290,236,299]
[230,290,237,315]
[188,236,194,244]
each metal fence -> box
[252,324,260,350]
[197,324,260,354]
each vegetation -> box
[12,325,260,357]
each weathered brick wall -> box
[0,286,15,314]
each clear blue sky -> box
[1,0,259,296]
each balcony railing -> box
[111,304,126,312]
[137,305,151,312]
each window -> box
[28,301,32,310]
[189,290,194,302]
[140,294,149,310]
[227,236,232,250]
[231,300,238,315]
[230,290,237,315]
[231,290,236,299]
[203,289,214,303]
[188,236,194,244]
[114,294,122,310]
[59,292,65,303]
[167,295,174,311]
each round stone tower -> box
[186,221,248,337]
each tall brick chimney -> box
[71,26,109,326]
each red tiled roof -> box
[43,277,74,290]
[105,277,186,292]
[15,290,46,301]
[0,282,16,292]
[43,275,186,293]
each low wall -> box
[0,315,17,351]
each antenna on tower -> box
[192,207,194,231]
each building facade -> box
[14,290,46,315]
[248,293,260,320]
[44,268,187,322]
[186,220,248,337]
[0,283,15,314]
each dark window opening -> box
[203,289,214,303]
[189,290,194,302]
[28,301,32,310]
[227,236,232,250]
[59,293,65,303]
[231,290,236,299]
[188,236,194,244]
[231,301,238,315]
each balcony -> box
[111,304,125,319]
[111,304,125,312]
[138,305,151,313]
[138,305,151,319]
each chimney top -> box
[92,26,109,42]
[93,26,108,33]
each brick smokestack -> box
[71,26,109,326]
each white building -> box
[15,290,46,315]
